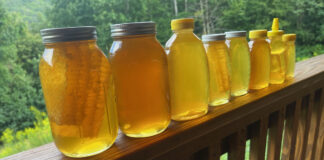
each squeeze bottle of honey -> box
[165,18,209,121]
[268,18,286,84]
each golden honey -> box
[283,34,296,79]
[202,34,231,106]
[225,31,250,96]
[165,18,209,121]
[248,30,270,89]
[268,18,286,84]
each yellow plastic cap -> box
[249,30,267,39]
[283,34,296,41]
[272,18,279,31]
[171,18,194,30]
[268,18,284,37]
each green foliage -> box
[0,107,52,158]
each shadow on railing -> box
[4,54,324,160]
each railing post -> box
[282,99,302,160]
[249,117,268,160]
[267,107,285,160]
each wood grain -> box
[3,54,324,160]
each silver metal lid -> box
[110,22,156,37]
[202,34,226,42]
[225,31,246,38]
[40,26,97,44]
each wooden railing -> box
[4,54,324,160]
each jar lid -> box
[249,30,267,39]
[171,18,194,30]
[110,22,156,37]
[40,26,97,44]
[225,31,246,38]
[202,34,226,42]
[283,34,296,41]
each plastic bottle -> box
[268,18,286,84]
[165,18,209,121]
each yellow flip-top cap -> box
[283,34,296,41]
[267,18,284,37]
[249,30,267,39]
[171,18,194,30]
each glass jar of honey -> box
[248,30,271,89]
[165,18,209,121]
[109,22,170,137]
[39,27,118,157]
[202,34,231,106]
[225,31,251,96]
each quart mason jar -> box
[109,22,171,138]
[39,27,118,158]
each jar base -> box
[172,109,208,121]
[209,99,229,106]
[60,143,113,158]
[124,126,168,138]
[231,90,248,97]
[249,84,269,90]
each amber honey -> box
[109,22,170,137]
[39,34,118,157]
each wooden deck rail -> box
[4,54,324,160]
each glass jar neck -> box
[112,34,156,40]
[45,39,97,47]
[173,28,194,34]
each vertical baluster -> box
[209,139,221,160]
[282,99,302,160]
[228,129,246,160]
[267,108,285,160]
[294,94,313,160]
[249,117,268,160]
[313,88,324,160]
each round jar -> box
[109,22,170,137]
[39,26,118,158]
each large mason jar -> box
[39,27,118,158]
[109,22,170,138]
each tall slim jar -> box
[248,30,271,89]
[225,31,251,96]
[283,34,296,79]
[109,22,170,138]
[165,18,209,121]
[202,34,231,106]
[39,27,118,158]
